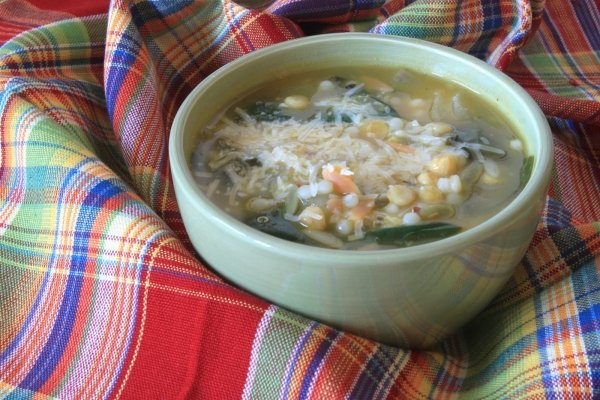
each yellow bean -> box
[428,154,464,177]
[299,206,328,230]
[284,95,310,110]
[426,122,454,136]
[387,185,417,207]
[359,119,389,140]
[480,172,504,185]
[417,172,437,186]
[360,76,394,93]
[419,185,444,203]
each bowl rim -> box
[169,33,553,265]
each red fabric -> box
[28,0,109,16]
[0,0,109,45]
[529,90,600,126]
[114,243,267,399]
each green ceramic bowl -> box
[169,33,553,348]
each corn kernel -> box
[246,197,277,212]
[299,206,327,230]
[284,95,310,110]
[359,119,389,140]
[480,172,503,185]
[419,185,444,203]
[428,154,462,177]
[360,76,395,93]
[387,185,417,206]
[426,122,454,136]
[417,172,437,186]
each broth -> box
[192,67,531,250]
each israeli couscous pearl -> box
[449,175,462,193]
[317,179,333,194]
[343,192,359,208]
[437,177,451,193]
[403,211,421,225]
[336,219,353,235]
[510,139,523,151]
[318,80,335,91]
[439,175,462,193]
[297,184,315,199]
[384,203,400,215]
[388,117,405,131]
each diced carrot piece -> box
[388,142,415,154]
[326,197,344,214]
[322,165,360,194]
[347,199,374,222]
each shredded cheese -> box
[201,115,437,202]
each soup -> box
[191,67,532,250]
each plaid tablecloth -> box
[1,0,599,398]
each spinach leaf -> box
[519,155,534,189]
[246,101,291,122]
[366,222,461,246]
[245,209,305,243]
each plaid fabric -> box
[1,0,599,398]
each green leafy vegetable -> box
[245,209,305,243]
[477,143,507,159]
[325,108,353,123]
[366,222,461,246]
[354,94,400,117]
[519,155,534,189]
[246,101,291,122]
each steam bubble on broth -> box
[192,67,531,250]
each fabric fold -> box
[1,0,599,398]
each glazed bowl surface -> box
[169,33,553,348]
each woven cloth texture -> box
[1,0,599,398]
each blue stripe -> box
[280,322,318,398]
[544,197,574,233]
[570,1,600,51]
[297,329,339,399]
[449,0,463,48]
[572,261,600,396]
[105,36,141,120]
[473,0,503,59]
[535,260,600,397]
[19,179,123,390]
[349,345,397,399]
